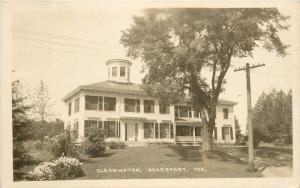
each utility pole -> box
[234,63,265,172]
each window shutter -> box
[214,127,217,139]
[155,123,159,139]
[230,127,233,140]
[170,123,174,138]
[222,127,225,140]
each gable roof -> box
[62,80,237,106]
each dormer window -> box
[120,67,126,77]
[112,67,117,77]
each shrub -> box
[51,156,84,180]
[51,130,80,159]
[28,156,84,181]
[109,141,128,149]
[82,127,106,157]
[28,162,56,181]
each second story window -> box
[144,100,155,113]
[223,108,229,119]
[74,98,80,113]
[85,95,98,110]
[194,110,200,118]
[120,67,126,77]
[68,102,72,116]
[175,106,192,118]
[104,97,116,111]
[175,105,192,118]
[125,98,140,112]
[159,102,170,114]
[112,67,117,77]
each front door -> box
[127,123,136,141]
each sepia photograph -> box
[1,1,300,188]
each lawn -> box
[215,144,293,173]
[77,144,262,179]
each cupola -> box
[106,59,132,83]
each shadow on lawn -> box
[166,145,248,165]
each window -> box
[68,102,72,116]
[104,121,117,138]
[74,98,80,113]
[176,126,193,136]
[195,127,202,136]
[155,123,159,139]
[124,98,140,112]
[223,108,229,119]
[84,120,98,137]
[98,96,103,111]
[159,102,170,114]
[170,124,174,138]
[104,97,116,111]
[144,100,155,113]
[85,95,98,110]
[112,67,117,77]
[222,127,230,140]
[175,106,192,118]
[194,110,200,118]
[66,123,71,130]
[72,121,79,139]
[214,127,217,139]
[160,123,170,138]
[120,67,126,77]
[144,122,154,138]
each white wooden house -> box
[62,59,237,145]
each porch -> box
[175,119,203,146]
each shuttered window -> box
[214,127,217,139]
[230,127,233,140]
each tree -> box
[234,116,242,141]
[253,89,292,143]
[121,8,289,150]
[12,80,32,180]
[31,80,54,126]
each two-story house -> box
[62,59,237,145]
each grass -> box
[18,140,54,179]
[77,145,262,179]
[215,144,293,169]
[20,141,268,179]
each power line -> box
[14,41,121,56]
[12,29,118,48]
[13,34,123,53]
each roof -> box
[62,80,147,101]
[218,99,238,106]
[105,59,132,65]
[62,80,237,106]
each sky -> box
[11,6,295,133]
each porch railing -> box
[175,136,202,142]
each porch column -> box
[193,125,196,146]
[158,123,160,139]
[174,123,176,144]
